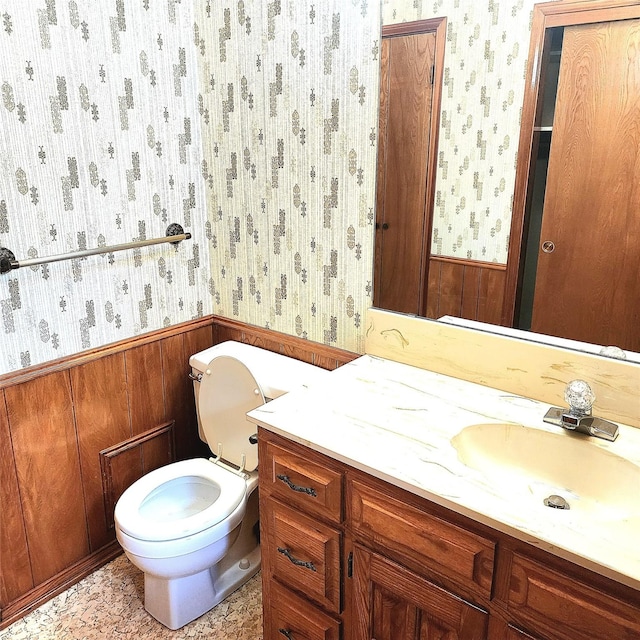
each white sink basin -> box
[451,423,640,526]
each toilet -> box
[114,340,327,629]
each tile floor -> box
[0,554,263,639]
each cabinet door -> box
[506,552,640,640]
[505,627,541,640]
[263,498,341,614]
[351,545,488,640]
[267,581,340,640]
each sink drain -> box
[544,494,570,510]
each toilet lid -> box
[198,355,265,471]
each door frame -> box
[375,17,446,316]
[501,0,640,327]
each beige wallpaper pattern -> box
[0,1,550,374]
[196,1,380,354]
[0,1,210,374]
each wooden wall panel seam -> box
[0,388,35,602]
[64,368,92,562]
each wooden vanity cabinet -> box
[351,545,489,640]
[259,431,346,640]
[348,473,492,640]
[495,550,640,640]
[258,430,640,640]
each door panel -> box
[375,31,436,314]
[531,19,640,350]
[352,545,488,640]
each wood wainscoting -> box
[0,316,357,629]
[425,256,506,325]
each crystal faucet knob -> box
[564,379,595,416]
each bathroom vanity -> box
[250,310,640,640]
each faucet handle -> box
[564,380,595,416]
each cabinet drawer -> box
[264,498,341,614]
[507,553,640,640]
[349,477,495,597]
[261,439,342,524]
[267,581,340,640]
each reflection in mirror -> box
[376,2,640,359]
[373,18,445,316]
[438,316,640,365]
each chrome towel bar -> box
[0,223,191,275]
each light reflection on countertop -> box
[247,354,640,591]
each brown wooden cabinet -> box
[259,434,345,640]
[352,545,488,640]
[258,430,640,640]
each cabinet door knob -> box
[278,630,294,640]
[541,240,555,253]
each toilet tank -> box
[189,341,329,399]
[189,341,329,444]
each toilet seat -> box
[114,458,247,543]
[197,355,265,472]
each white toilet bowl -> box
[115,459,258,630]
[113,341,327,629]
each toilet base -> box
[143,544,262,630]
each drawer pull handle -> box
[276,474,317,497]
[277,546,317,572]
[279,630,294,640]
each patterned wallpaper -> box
[383,0,547,263]
[0,1,209,375]
[0,0,552,374]
[195,1,380,355]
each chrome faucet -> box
[543,380,619,441]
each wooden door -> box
[351,545,488,640]
[530,19,640,351]
[374,30,436,315]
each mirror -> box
[375,2,640,360]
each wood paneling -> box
[212,316,357,370]
[5,372,89,585]
[1,315,356,628]
[161,330,208,461]
[426,257,506,324]
[0,390,33,603]
[0,317,216,391]
[71,353,131,551]
[125,341,165,436]
[100,422,175,529]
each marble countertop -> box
[248,354,640,591]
